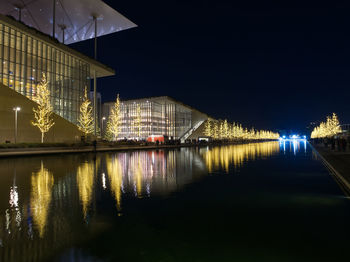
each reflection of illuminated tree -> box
[76,162,95,218]
[203,142,280,172]
[30,162,54,237]
[106,155,123,211]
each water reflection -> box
[30,162,54,238]
[106,155,123,212]
[202,142,280,173]
[280,139,307,155]
[103,150,206,213]
[0,143,284,262]
[76,161,95,218]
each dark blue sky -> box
[71,0,350,133]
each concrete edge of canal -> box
[0,144,189,158]
[0,140,279,158]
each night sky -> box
[71,0,350,134]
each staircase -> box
[180,120,205,143]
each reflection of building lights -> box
[102,173,106,189]
[293,141,298,155]
[5,209,10,233]
[9,186,19,207]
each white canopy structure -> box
[0,0,137,44]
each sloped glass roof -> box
[1,0,136,44]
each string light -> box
[311,113,341,138]
[106,94,121,141]
[77,88,94,136]
[31,73,55,143]
[205,119,279,140]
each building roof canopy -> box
[1,0,136,44]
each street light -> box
[101,116,106,137]
[13,107,21,143]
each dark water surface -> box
[1,141,350,262]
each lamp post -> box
[101,116,106,137]
[13,107,21,143]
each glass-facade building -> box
[103,96,193,140]
[0,15,114,124]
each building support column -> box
[52,0,56,38]
[59,24,66,44]
[93,16,98,136]
[14,5,23,22]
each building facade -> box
[103,96,208,140]
[0,14,115,124]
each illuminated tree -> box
[31,74,55,143]
[213,122,219,140]
[311,113,341,138]
[106,94,121,141]
[204,119,212,137]
[78,88,94,136]
[219,121,224,140]
[229,123,234,140]
[330,113,341,135]
[223,119,229,139]
[135,104,142,139]
[202,116,279,141]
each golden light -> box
[311,113,341,139]
[77,87,95,136]
[76,161,95,218]
[106,94,121,141]
[30,162,54,238]
[203,142,280,173]
[31,73,55,143]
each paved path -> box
[312,144,350,194]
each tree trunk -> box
[41,132,44,143]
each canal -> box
[1,141,350,262]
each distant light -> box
[282,136,286,139]
[13,107,21,111]
[303,135,306,139]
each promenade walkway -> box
[313,144,350,194]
